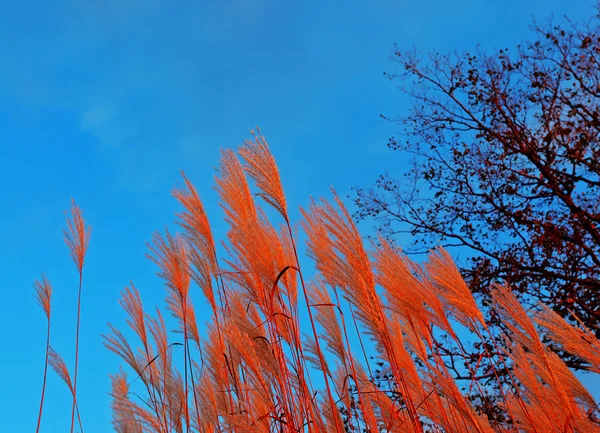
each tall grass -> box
[35,201,89,433]
[63,199,91,433]
[34,274,52,433]
[38,131,600,432]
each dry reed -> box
[36,130,600,433]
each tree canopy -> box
[354,6,600,348]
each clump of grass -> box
[34,200,90,433]
[37,130,600,432]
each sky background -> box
[1,1,597,432]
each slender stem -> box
[142,339,168,433]
[477,324,540,432]
[285,221,342,433]
[70,272,83,433]
[182,295,191,433]
[35,319,51,433]
[141,319,167,431]
[186,338,202,431]
[334,288,383,433]
[72,389,85,433]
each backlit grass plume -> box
[37,130,600,433]
[34,274,52,433]
[63,199,91,433]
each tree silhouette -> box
[354,5,600,369]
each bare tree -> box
[354,6,600,352]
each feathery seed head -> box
[48,347,74,393]
[239,128,288,219]
[147,229,191,300]
[34,273,52,320]
[63,199,91,275]
[215,149,256,226]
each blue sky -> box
[1,1,596,432]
